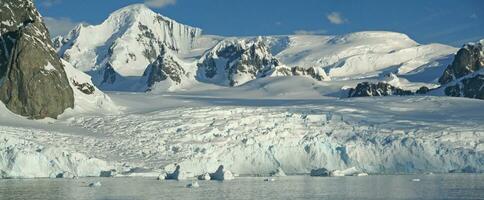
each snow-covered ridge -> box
[275,32,456,80]
[56,4,202,78]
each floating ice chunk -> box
[197,173,211,180]
[186,181,200,188]
[270,167,287,177]
[157,173,167,181]
[210,165,234,181]
[354,173,368,177]
[310,168,329,177]
[56,171,75,179]
[166,165,192,180]
[330,167,361,177]
[89,182,102,187]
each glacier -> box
[1,92,483,178]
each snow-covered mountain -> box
[54,4,460,93]
[54,4,202,90]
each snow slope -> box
[274,32,456,81]
[61,60,120,116]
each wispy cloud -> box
[294,29,327,35]
[326,12,348,25]
[470,13,478,19]
[44,17,85,37]
[144,0,176,8]
[37,0,61,7]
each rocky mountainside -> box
[54,4,202,90]
[197,38,282,86]
[0,0,74,119]
[438,41,483,99]
[143,45,190,91]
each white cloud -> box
[43,17,84,37]
[470,13,478,19]
[144,0,176,8]
[37,0,61,7]
[327,12,348,25]
[294,29,327,35]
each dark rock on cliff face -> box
[0,0,74,119]
[444,74,484,99]
[439,42,483,85]
[144,46,187,90]
[415,86,430,95]
[348,82,413,97]
[274,66,328,81]
[438,41,484,100]
[197,39,280,86]
[73,81,95,95]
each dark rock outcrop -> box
[439,42,483,85]
[444,74,484,99]
[197,38,280,86]
[274,66,328,81]
[438,41,483,100]
[0,0,74,119]
[348,82,413,97]
[73,81,95,95]
[143,46,187,90]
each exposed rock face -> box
[143,46,188,90]
[348,82,413,97]
[197,38,281,86]
[439,42,483,85]
[273,66,329,81]
[0,0,74,119]
[444,74,484,99]
[438,41,484,100]
[72,81,95,95]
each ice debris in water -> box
[89,182,102,187]
[186,181,200,188]
[166,165,192,180]
[210,165,234,181]
[197,173,211,180]
[157,173,167,181]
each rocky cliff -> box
[197,38,281,86]
[0,0,74,119]
[438,41,483,99]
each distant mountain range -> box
[54,4,465,94]
[0,2,482,119]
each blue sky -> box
[36,0,483,46]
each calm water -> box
[1,174,483,200]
